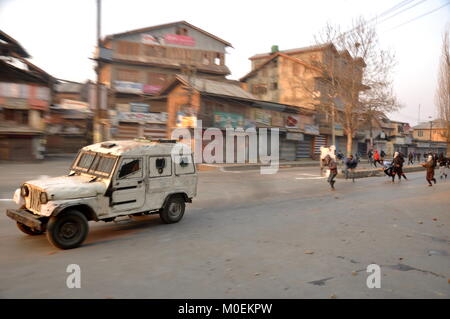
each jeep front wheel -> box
[16,222,44,236]
[46,210,89,249]
[160,196,185,224]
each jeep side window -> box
[149,156,172,177]
[118,159,141,179]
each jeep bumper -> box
[6,209,44,231]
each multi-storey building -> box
[95,21,232,141]
[412,119,448,155]
[0,31,53,160]
[240,43,367,158]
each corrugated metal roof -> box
[178,75,256,100]
[413,120,447,129]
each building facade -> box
[0,31,53,160]
[240,43,366,158]
[95,21,232,142]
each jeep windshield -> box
[71,151,118,178]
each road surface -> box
[0,158,449,298]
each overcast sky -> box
[1,0,449,125]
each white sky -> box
[1,0,449,125]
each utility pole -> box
[429,116,433,153]
[418,104,421,124]
[94,0,102,143]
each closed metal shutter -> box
[313,135,327,155]
[357,142,367,155]
[296,135,312,158]
[280,137,296,161]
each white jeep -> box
[6,139,198,249]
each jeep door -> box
[146,155,173,210]
[111,156,146,213]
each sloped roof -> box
[103,21,232,47]
[249,43,336,60]
[413,120,448,130]
[161,75,256,100]
[0,30,29,58]
[240,52,322,82]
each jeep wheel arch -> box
[53,204,97,221]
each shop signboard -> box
[116,104,130,112]
[271,112,284,127]
[117,112,167,124]
[334,124,344,136]
[60,99,90,112]
[286,132,304,141]
[254,109,272,126]
[3,98,28,109]
[114,81,143,94]
[130,103,149,113]
[285,115,300,129]
[164,34,195,47]
[176,112,197,128]
[141,34,162,45]
[304,124,320,135]
[143,84,162,94]
[213,112,245,129]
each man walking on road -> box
[422,155,437,186]
[438,153,448,179]
[325,155,338,190]
[393,152,408,182]
[344,154,358,182]
[408,152,414,165]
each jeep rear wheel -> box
[46,210,89,249]
[16,222,44,236]
[160,196,185,224]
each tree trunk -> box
[346,132,353,156]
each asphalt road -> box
[0,158,449,298]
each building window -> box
[176,27,188,36]
[418,130,423,137]
[117,69,140,82]
[202,53,210,65]
[214,53,221,65]
[252,84,267,95]
[271,82,278,90]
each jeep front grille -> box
[27,187,42,213]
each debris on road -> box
[304,250,314,254]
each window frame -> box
[115,157,144,180]
[148,155,173,178]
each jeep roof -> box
[82,139,192,157]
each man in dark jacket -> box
[325,155,338,190]
[344,154,358,182]
[392,152,408,182]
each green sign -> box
[213,112,245,129]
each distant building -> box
[94,21,232,141]
[412,119,448,154]
[240,43,367,158]
[159,75,316,161]
[0,30,53,160]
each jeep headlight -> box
[20,185,29,197]
[39,192,48,204]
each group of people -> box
[321,146,449,190]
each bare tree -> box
[312,17,401,155]
[435,27,450,156]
